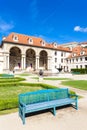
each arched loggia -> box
[9,47,21,70]
[26,49,36,70]
[39,50,48,70]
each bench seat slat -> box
[25,98,75,112]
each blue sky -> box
[0,0,87,44]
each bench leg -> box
[75,101,78,110]
[21,107,25,124]
[53,107,56,116]
[22,112,25,124]
[51,107,56,116]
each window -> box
[66,59,68,63]
[76,58,78,62]
[13,35,18,41]
[80,65,82,68]
[30,39,32,42]
[72,53,76,57]
[85,65,87,68]
[28,38,33,44]
[72,59,74,63]
[85,57,87,61]
[70,59,71,63]
[80,57,82,61]
[53,42,57,48]
[55,51,57,56]
[61,52,63,57]
[41,41,45,46]
[55,58,57,63]
[76,65,78,69]
[80,51,85,55]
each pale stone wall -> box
[67,56,87,72]
[1,43,54,71]
[0,48,3,73]
[0,42,72,72]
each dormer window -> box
[40,40,45,46]
[53,42,57,48]
[28,38,33,44]
[72,53,76,57]
[13,35,18,42]
[80,51,85,55]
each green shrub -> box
[0,77,25,87]
[71,68,87,74]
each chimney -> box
[2,36,6,40]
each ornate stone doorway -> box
[26,49,36,70]
[39,50,48,70]
[9,47,21,70]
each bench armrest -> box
[19,101,26,107]
[68,94,78,99]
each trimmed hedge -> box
[0,77,25,87]
[0,82,57,88]
[0,98,18,110]
[71,68,87,74]
[0,77,25,83]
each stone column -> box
[35,56,39,70]
[21,54,26,70]
[7,55,9,70]
[3,53,9,70]
[47,56,52,70]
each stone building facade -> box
[0,32,71,73]
[66,44,87,71]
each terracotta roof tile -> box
[67,45,87,58]
[3,32,71,52]
[81,42,87,44]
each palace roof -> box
[2,32,71,52]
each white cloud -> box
[0,18,14,34]
[74,26,87,32]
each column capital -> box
[21,54,26,58]
[3,52,9,55]
[36,55,39,58]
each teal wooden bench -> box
[2,74,14,78]
[19,88,78,124]
[72,72,80,75]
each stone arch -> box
[39,50,48,70]
[26,49,36,70]
[9,47,21,70]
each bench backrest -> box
[48,89,69,101]
[19,88,69,105]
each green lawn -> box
[17,73,32,76]
[0,77,57,114]
[0,85,44,111]
[43,77,71,80]
[61,80,87,90]
[32,77,71,80]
